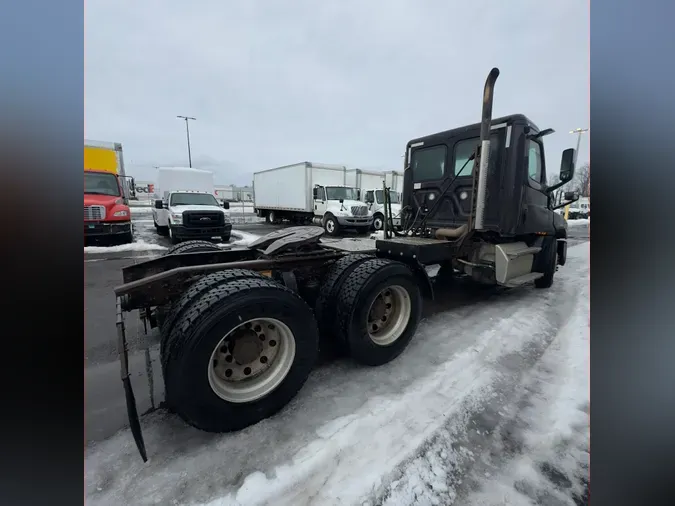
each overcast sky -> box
[85,0,589,186]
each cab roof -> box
[407,114,539,146]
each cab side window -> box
[365,190,374,203]
[527,140,543,184]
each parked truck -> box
[152,167,232,244]
[362,187,403,230]
[344,168,403,230]
[84,140,134,243]
[114,68,580,461]
[567,197,590,219]
[253,162,373,235]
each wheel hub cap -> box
[231,329,262,364]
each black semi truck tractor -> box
[113,68,580,461]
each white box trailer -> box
[345,168,386,194]
[215,185,235,202]
[385,170,404,193]
[155,167,215,199]
[253,162,373,236]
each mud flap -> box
[116,297,148,462]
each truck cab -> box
[84,169,133,243]
[362,188,402,230]
[153,190,232,244]
[312,184,373,236]
[378,109,578,289]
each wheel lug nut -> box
[244,367,252,375]
[259,334,266,341]
[260,356,268,364]
[220,345,228,353]
[269,340,277,347]
[254,325,261,332]
[225,355,233,363]
[268,324,275,330]
[381,316,387,322]
[225,369,233,378]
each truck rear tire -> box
[266,210,280,224]
[162,277,319,432]
[315,254,373,349]
[156,240,229,338]
[534,237,557,289]
[160,269,270,376]
[323,214,340,236]
[336,258,422,366]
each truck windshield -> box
[325,187,358,201]
[375,190,400,204]
[170,193,219,206]
[85,172,120,196]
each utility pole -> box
[569,127,589,167]
[177,115,196,167]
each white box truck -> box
[152,167,232,244]
[253,162,373,236]
[348,169,404,231]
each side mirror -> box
[559,148,576,183]
[223,201,230,210]
[339,198,344,204]
[564,191,578,201]
[154,199,163,209]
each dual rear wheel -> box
[159,248,422,433]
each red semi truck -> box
[84,140,134,243]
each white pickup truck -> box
[153,190,232,244]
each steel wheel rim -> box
[207,317,296,403]
[366,285,411,346]
[326,219,335,233]
[373,217,383,230]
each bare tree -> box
[572,163,590,197]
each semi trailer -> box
[114,68,580,461]
[253,162,373,235]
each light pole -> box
[569,127,589,166]
[177,115,196,167]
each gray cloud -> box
[85,0,589,186]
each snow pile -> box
[230,230,260,246]
[84,240,167,254]
[380,247,590,506]
[130,206,154,216]
[461,282,589,505]
[566,218,589,227]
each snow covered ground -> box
[84,243,589,506]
